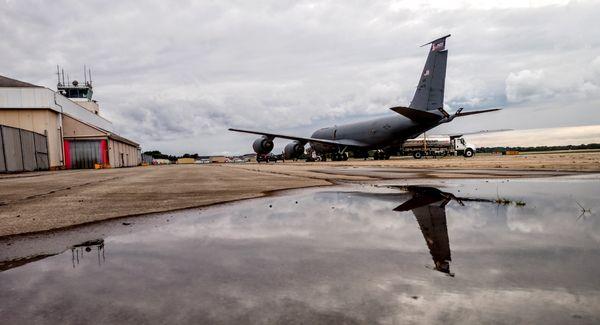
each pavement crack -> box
[6,176,123,205]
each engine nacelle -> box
[252,136,274,154]
[284,141,305,159]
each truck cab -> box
[452,137,476,157]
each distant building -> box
[0,74,141,173]
[153,159,171,165]
[210,156,227,163]
[141,154,154,165]
[242,153,257,160]
[176,157,195,164]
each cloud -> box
[506,60,600,104]
[2,0,600,154]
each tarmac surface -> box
[1,151,599,238]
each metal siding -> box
[116,141,123,167]
[108,140,113,167]
[34,133,49,170]
[105,139,139,168]
[1,126,24,172]
[19,130,37,171]
[120,142,124,167]
[36,151,49,170]
[0,127,5,172]
[33,133,47,153]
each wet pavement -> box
[319,167,582,179]
[1,175,599,324]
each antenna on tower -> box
[88,68,92,86]
[62,69,65,86]
[84,65,87,84]
[56,65,61,86]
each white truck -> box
[401,135,476,159]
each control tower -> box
[57,65,100,115]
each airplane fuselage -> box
[309,114,438,153]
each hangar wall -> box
[109,139,141,168]
[62,115,106,138]
[0,109,62,168]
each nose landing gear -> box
[373,150,390,160]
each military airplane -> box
[229,34,500,161]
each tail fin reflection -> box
[393,186,492,276]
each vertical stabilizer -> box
[409,35,450,112]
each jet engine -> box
[284,141,305,160]
[252,136,274,154]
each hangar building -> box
[0,74,140,172]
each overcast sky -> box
[2,0,600,155]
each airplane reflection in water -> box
[1,186,501,276]
[392,186,494,276]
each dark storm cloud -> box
[2,0,600,154]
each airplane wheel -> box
[464,149,474,158]
[342,153,348,161]
[373,152,380,160]
[413,151,423,159]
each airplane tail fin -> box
[390,35,502,123]
[409,34,450,112]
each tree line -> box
[477,143,600,153]
[142,150,203,161]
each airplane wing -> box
[228,128,370,148]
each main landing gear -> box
[331,152,348,161]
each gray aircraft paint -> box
[229,34,499,157]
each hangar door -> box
[0,125,49,173]
[64,139,108,169]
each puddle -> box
[1,176,599,324]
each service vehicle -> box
[401,135,476,159]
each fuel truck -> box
[401,135,476,159]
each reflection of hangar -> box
[0,74,140,172]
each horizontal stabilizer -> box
[455,108,501,117]
[390,106,442,122]
[420,34,451,48]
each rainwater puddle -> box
[1,175,599,324]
